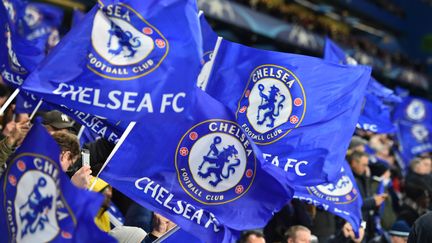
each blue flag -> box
[17,3,63,54]
[72,8,86,28]
[0,118,115,242]
[204,39,371,185]
[324,38,397,133]
[395,120,432,166]
[22,0,203,121]
[393,96,432,124]
[0,0,44,88]
[293,161,363,235]
[100,88,293,243]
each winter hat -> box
[369,160,390,177]
[389,220,410,237]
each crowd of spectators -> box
[234,0,428,76]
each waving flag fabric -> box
[100,88,293,243]
[22,0,203,121]
[0,0,44,88]
[204,39,371,185]
[0,119,115,242]
[324,37,398,133]
[293,161,363,235]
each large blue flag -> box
[22,0,203,121]
[324,38,398,133]
[100,88,294,243]
[204,39,371,185]
[293,161,363,236]
[0,0,44,88]
[0,118,115,242]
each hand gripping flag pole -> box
[89,121,136,191]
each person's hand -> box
[151,213,176,238]
[6,119,30,147]
[342,222,364,243]
[373,193,388,207]
[71,165,92,189]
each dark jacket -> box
[408,212,432,243]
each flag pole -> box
[77,125,86,140]
[197,36,223,91]
[0,88,20,115]
[89,121,136,191]
[152,225,181,243]
[29,99,44,120]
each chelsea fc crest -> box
[406,99,426,121]
[175,120,256,205]
[307,175,358,204]
[236,65,306,145]
[89,4,169,80]
[3,153,75,242]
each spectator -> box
[283,225,312,243]
[389,220,410,243]
[348,151,387,241]
[40,110,76,133]
[239,231,266,243]
[408,212,432,243]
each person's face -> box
[246,234,266,243]
[351,156,369,175]
[391,235,407,243]
[288,230,311,243]
[419,158,431,174]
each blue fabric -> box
[393,96,432,166]
[0,118,115,242]
[293,161,363,236]
[17,2,63,54]
[22,0,203,121]
[0,0,44,88]
[197,12,218,89]
[324,37,397,134]
[205,39,371,185]
[395,120,432,166]
[100,88,294,243]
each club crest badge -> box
[236,65,306,145]
[23,5,42,28]
[406,99,426,121]
[3,153,75,242]
[175,120,256,205]
[89,4,168,80]
[411,124,429,142]
[307,175,358,204]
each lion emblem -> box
[107,22,141,58]
[197,136,241,187]
[256,84,286,128]
[19,177,53,237]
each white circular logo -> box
[412,124,429,142]
[91,10,154,66]
[15,171,58,243]
[24,5,42,28]
[246,79,292,134]
[189,133,247,193]
[406,100,426,121]
[316,175,354,197]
